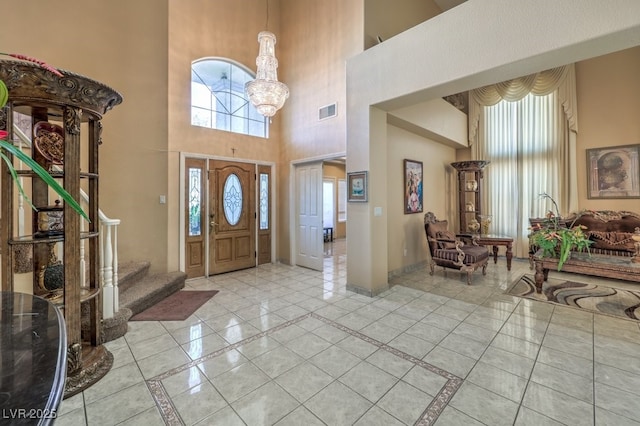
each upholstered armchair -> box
[424,212,489,284]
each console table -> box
[0,292,66,425]
[533,250,640,293]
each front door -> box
[208,160,256,274]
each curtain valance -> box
[469,64,577,145]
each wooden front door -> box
[208,160,256,274]
[184,158,206,278]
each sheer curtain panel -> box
[468,65,578,258]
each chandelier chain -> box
[265,0,269,30]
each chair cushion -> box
[434,245,489,264]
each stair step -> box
[120,271,187,316]
[117,261,151,293]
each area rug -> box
[506,274,640,321]
[130,290,219,321]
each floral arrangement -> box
[529,193,592,270]
[0,53,87,220]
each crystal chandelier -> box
[245,30,289,117]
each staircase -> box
[102,261,186,342]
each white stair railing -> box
[100,218,120,318]
[12,125,121,319]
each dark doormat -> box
[506,274,640,321]
[130,290,219,321]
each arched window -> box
[191,58,268,138]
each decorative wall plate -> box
[33,121,64,165]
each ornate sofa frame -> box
[529,210,640,267]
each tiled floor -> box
[56,239,640,425]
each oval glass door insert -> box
[223,173,243,225]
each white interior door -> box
[296,162,323,270]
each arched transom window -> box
[191,58,268,138]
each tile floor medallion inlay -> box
[146,312,462,425]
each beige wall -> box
[322,163,347,239]
[168,0,364,267]
[167,0,284,271]
[5,2,638,284]
[575,46,640,211]
[3,0,365,275]
[278,0,363,263]
[1,0,170,273]
[386,125,456,274]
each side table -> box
[462,234,513,270]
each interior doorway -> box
[292,155,346,272]
[323,178,336,241]
[294,161,324,271]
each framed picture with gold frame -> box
[404,159,423,214]
[586,144,640,199]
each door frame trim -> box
[289,151,346,268]
[179,152,276,277]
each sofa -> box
[529,210,640,268]
[530,210,640,293]
[565,210,640,257]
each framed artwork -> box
[586,144,640,199]
[347,171,368,202]
[404,159,423,214]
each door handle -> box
[210,221,218,226]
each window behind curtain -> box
[481,91,562,257]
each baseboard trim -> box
[346,283,389,297]
[388,260,427,280]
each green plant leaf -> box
[0,139,89,222]
[0,151,37,210]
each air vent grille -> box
[319,103,337,120]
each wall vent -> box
[319,103,337,121]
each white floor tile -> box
[68,245,640,425]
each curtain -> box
[468,65,578,258]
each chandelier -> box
[245,30,289,117]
